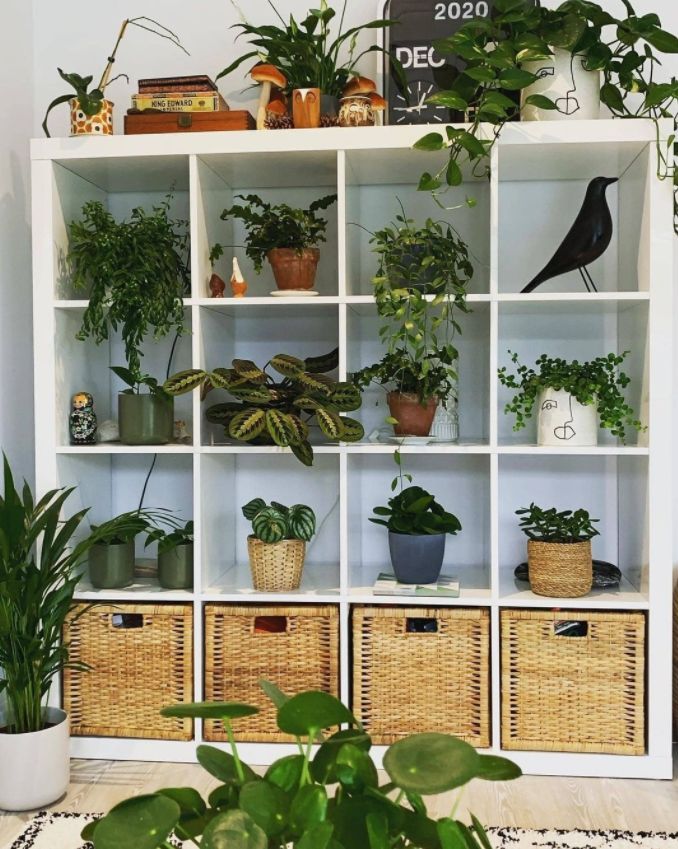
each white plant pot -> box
[521,48,600,121]
[537,388,598,447]
[0,707,69,810]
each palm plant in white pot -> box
[0,455,143,810]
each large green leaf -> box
[287,504,316,541]
[251,506,287,543]
[297,822,334,849]
[92,795,180,849]
[163,369,207,396]
[291,440,315,466]
[339,417,365,443]
[414,132,445,151]
[265,754,305,793]
[232,359,268,383]
[196,745,259,784]
[311,729,372,783]
[242,498,267,521]
[316,408,343,439]
[383,733,480,795]
[278,691,355,737]
[305,348,339,374]
[239,780,288,836]
[296,371,333,397]
[228,408,267,441]
[290,785,328,834]
[161,702,258,720]
[205,403,242,425]
[329,382,362,412]
[157,788,206,817]
[270,353,305,377]
[202,810,267,849]
[476,754,522,781]
[335,743,379,791]
[265,409,293,446]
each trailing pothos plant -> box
[42,17,188,136]
[498,350,644,441]
[516,502,600,543]
[414,0,678,226]
[82,685,521,849]
[243,499,316,544]
[164,348,363,465]
[67,194,190,387]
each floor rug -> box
[4,812,678,848]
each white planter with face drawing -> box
[537,388,598,447]
[521,49,600,121]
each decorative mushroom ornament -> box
[250,64,287,130]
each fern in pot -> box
[242,498,316,592]
[517,503,600,597]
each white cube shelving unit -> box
[32,120,673,777]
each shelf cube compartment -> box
[352,605,491,745]
[500,608,646,754]
[203,603,339,742]
[63,603,194,740]
[201,452,340,595]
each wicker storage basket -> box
[247,537,305,592]
[352,606,491,746]
[501,609,645,754]
[204,604,339,742]
[63,604,193,740]
[527,539,593,598]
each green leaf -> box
[242,498,267,521]
[427,92,468,110]
[92,795,180,849]
[239,780,288,836]
[252,506,287,543]
[163,369,206,396]
[498,68,537,90]
[202,810,267,849]
[476,754,522,781]
[311,728,372,783]
[81,819,100,841]
[304,348,339,374]
[335,743,379,790]
[644,28,678,53]
[330,382,362,412]
[259,679,290,709]
[383,733,480,795]
[232,359,268,383]
[446,159,463,187]
[418,171,442,192]
[316,408,344,439]
[270,353,305,377]
[196,745,258,784]
[161,702,258,720]
[366,811,390,849]
[437,818,467,849]
[265,409,293,447]
[297,822,334,849]
[290,785,328,834]
[277,691,355,737]
[414,132,445,151]
[600,82,625,112]
[265,754,306,793]
[291,440,315,467]
[523,94,559,111]
[157,788,206,818]
[228,408,267,442]
[338,416,365,443]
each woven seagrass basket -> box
[501,608,645,755]
[204,604,339,742]
[352,606,491,746]
[247,536,305,592]
[63,603,193,740]
[527,539,593,597]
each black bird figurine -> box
[521,176,618,294]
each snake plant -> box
[243,499,316,544]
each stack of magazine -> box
[372,572,460,597]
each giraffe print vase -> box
[69,98,114,136]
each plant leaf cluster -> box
[516,502,600,542]
[145,520,195,555]
[67,195,189,386]
[498,350,644,441]
[217,0,403,97]
[84,684,521,849]
[219,193,337,273]
[242,499,316,544]
[164,349,363,466]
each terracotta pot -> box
[267,248,320,291]
[387,392,439,437]
[70,97,114,136]
[292,88,321,128]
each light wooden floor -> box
[1,753,677,846]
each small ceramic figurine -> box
[209,272,226,298]
[69,392,97,445]
[230,257,248,298]
[174,419,191,444]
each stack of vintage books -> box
[125,74,255,134]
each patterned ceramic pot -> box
[339,95,375,127]
[69,97,114,136]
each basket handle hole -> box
[254,616,288,633]
[112,613,144,629]
[554,620,588,637]
[406,618,438,633]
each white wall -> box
[0,1,34,483]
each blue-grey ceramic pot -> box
[388,531,446,584]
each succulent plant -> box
[164,348,364,466]
[243,499,317,544]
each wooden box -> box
[124,110,255,135]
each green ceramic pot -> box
[158,543,194,590]
[118,393,174,445]
[89,541,135,589]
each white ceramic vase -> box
[521,48,600,121]
[0,707,70,810]
[537,388,598,447]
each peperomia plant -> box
[498,350,644,441]
[145,520,194,555]
[242,499,316,544]
[82,685,521,849]
[516,503,600,543]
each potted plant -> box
[42,17,187,137]
[242,499,316,591]
[370,451,462,584]
[67,194,189,445]
[516,502,600,597]
[498,350,644,446]
[145,520,194,590]
[81,685,521,848]
[0,455,145,810]
[164,348,363,465]
[219,193,336,292]
[88,511,155,589]
[414,0,678,213]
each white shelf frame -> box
[32,120,674,778]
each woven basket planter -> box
[247,536,305,592]
[501,609,645,755]
[204,604,339,742]
[352,606,491,746]
[527,539,593,598]
[63,604,193,740]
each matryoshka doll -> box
[70,392,97,445]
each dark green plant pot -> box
[118,393,174,445]
[158,544,194,590]
[89,541,135,589]
[388,531,446,584]
[387,245,437,293]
